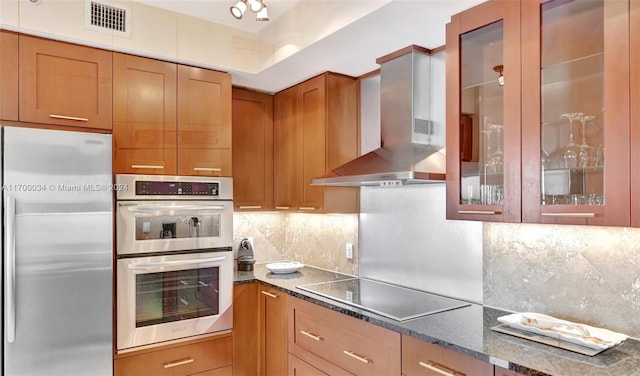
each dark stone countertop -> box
[235,263,640,376]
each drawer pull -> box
[275,206,290,210]
[342,350,370,364]
[131,164,164,169]
[418,361,458,376]
[457,210,499,215]
[193,167,222,172]
[261,290,278,299]
[300,330,323,341]
[299,207,317,211]
[541,212,596,218]
[239,205,262,209]
[49,114,89,122]
[163,357,194,368]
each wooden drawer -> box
[114,334,232,376]
[402,335,492,376]
[289,353,328,376]
[289,297,401,375]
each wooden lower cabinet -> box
[402,335,492,376]
[114,334,232,376]
[288,297,401,375]
[232,282,288,376]
[288,354,330,376]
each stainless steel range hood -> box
[311,46,446,187]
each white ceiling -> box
[134,0,484,93]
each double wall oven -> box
[115,175,234,353]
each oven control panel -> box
[135,181,219,196]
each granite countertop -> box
[235,263,640,376]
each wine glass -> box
[558,112,583,169]
[577,115,597,167]
[487,124,504,174]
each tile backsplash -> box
[233,212,358,276]
[484,222,640,338]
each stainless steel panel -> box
[359,184,483,304]
[3,126,112,375]
[115,174,233,201]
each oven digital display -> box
[135,181,219,196]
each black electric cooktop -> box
[297,278,471,321]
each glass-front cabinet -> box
[447,0,632,226]
[446,0,522,222]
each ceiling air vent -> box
[85,0,131,38]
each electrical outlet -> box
[345,242,353,259]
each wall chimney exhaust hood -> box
[311,46,446,187]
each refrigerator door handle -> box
[5,196,16,343]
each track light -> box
[230,0,268,21]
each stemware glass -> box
[487,123,504,174]
[577,115,597,167]
[558,112,583,169]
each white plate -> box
[266,261,304,274]
[497,312,628,350]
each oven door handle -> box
[122,204,226,213]
[127,256,226,270]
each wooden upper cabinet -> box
[297,76,327,211]
[274,85,300,210]
[0,31,18,121]
[274,73,359,213]
[113,53,177,175]
[520,0,630,226]
[19,34,112,130]
[177,65,232,177]
[445,0,522,223]
[632,0,640,227]
[232,88,274,210]
[448,0,633,227]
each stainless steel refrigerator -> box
[2,126,113,375]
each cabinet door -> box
[632,0,640,226]
[113,53,177,175]
[233,283,259,376]
[177,65,232,177]
[232,88,274,210]
[274,86,298,211]
[521,0,630,226]
[288,354,328,376]
[445,0,522,223]
[0,31,18,121]
[402,335,492,376]
[260,286,288,376]
[114,334,232,376]
[19,35,112,130]
[296,75,327,212]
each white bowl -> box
[266,261,304,274]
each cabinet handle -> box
[457,210,499,215]
[131,164,164,169]
[193,167,222,172]
[239,205,262,209]
[275,206,290,210]
[298,207,317,211]
[541,212,596,218]
[418,361,457,376]
[300,330,323,341]
[49,114,89,122]
[261,290,278,298]
[342,350,370,364]
[163,357,194,368]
